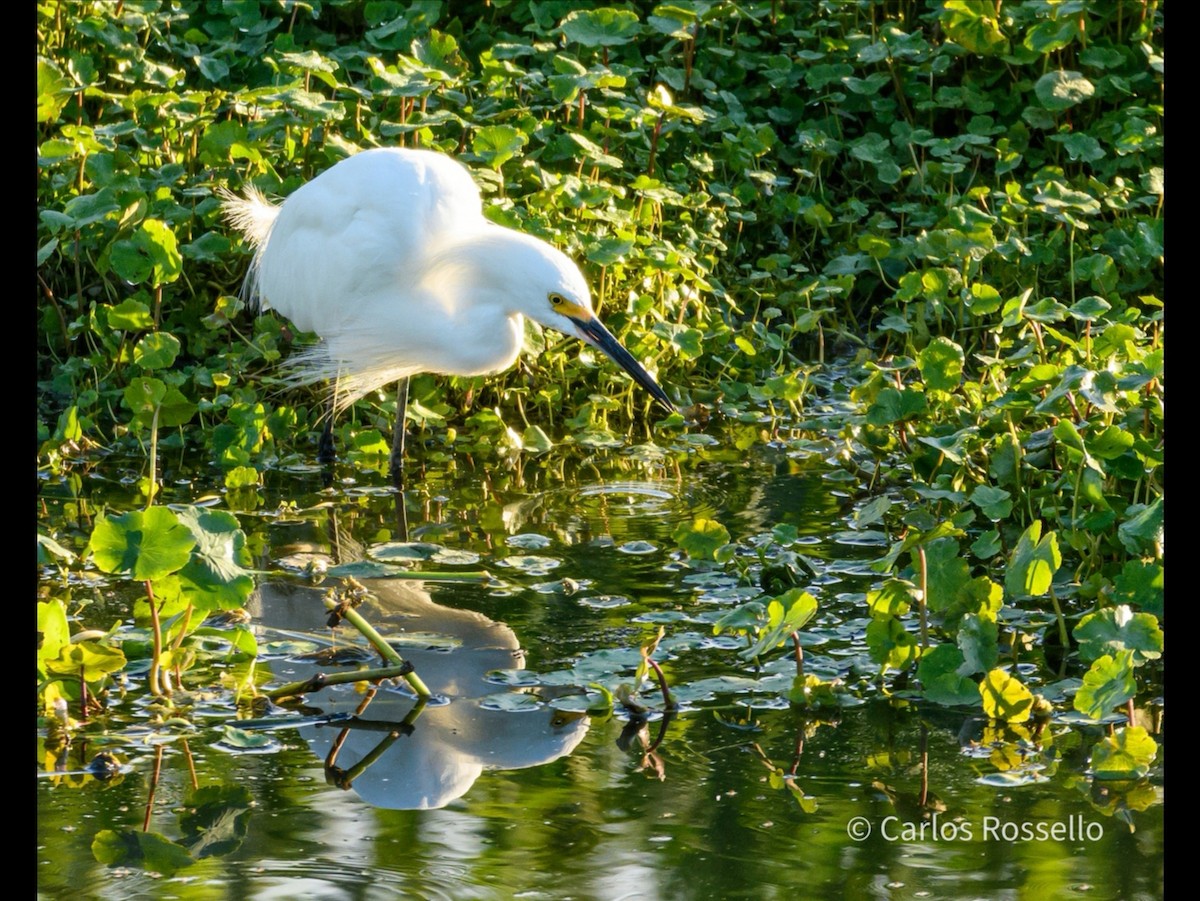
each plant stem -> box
[644,656,676,710]
[916,544,929,652]
[266,663,419,700]
[145,580,166,698]
[322,594,432,699]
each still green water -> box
[36,431,1164,899]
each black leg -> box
[389,376,410,478]
[318,397,337,465]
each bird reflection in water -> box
[253,578,589,809]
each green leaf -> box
[1023,18,1080,53]
[739,590,818,660]
[472,125,527,170]
[971,486,1013,521]
[92,830,195,876]
[46,641,127,682]
[173,506,255,612]
[918,337,965,392]
[979,669,1034,723]
[179,785,253,858]
[868,579,915,617]
[1073,652,1137,720]
[38,56,71,123]
[224,466,259,489]
[1035,70,1095,110]
[1111,560,1163,617]
[957,613,998,675]
[38,533,76,566]
[37,599,71,665]
[866,387,927,425]
[672,518,731,561]
[1005,521,1060,598]
[1089,426,1135,460]
[1118,499,1163,556]
[111,219,182,286]
[918,644,979,706]
[940,1,1007,54]
[855,496,892,528]
[133,332,181,371]
[966,527,1000,560]
[89,508,196,581]
[1090,726,1158,780]
[123,379,195,430]
[866,616,921,670]
[123,377,166,427]
[923,537,971,614]
[1073,606,1162,665]
[106,299,155,332]
[560,8,641,47]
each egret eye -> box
[549,293,567,308]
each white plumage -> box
[222,148,673,419]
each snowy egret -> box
[222,147,674,470]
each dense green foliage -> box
[38,0,1163,827]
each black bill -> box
[571,315,676,413]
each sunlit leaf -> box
[979,669,1034,723]
[1073,652,1137,720]
[672,518,731,561]
[89,507,196,581]
[1090,726,1158,780]
[1005,521,1060,598]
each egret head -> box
[430,228,675,412]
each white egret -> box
[222,147,674,470]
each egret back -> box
[229,148,486,335]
